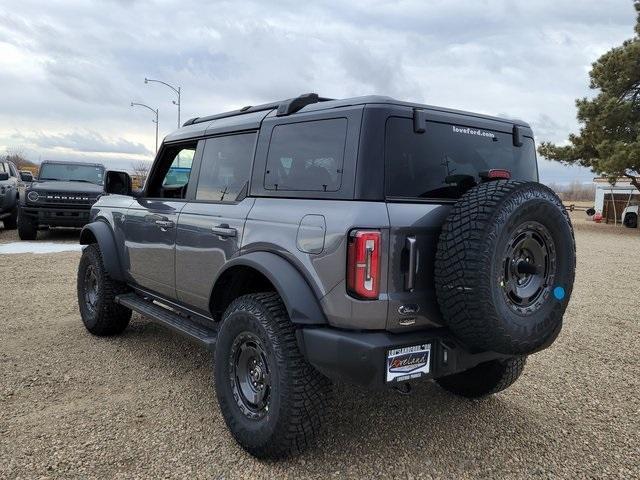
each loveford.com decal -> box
[386,344,431,383]
[452,125,496,139]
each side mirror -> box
[20,171,34,182]
[104,170,133,196]
[0,172,9,181]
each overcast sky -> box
[0,0,636,184]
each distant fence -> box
[563,203,592,213]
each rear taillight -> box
[347,230,381,300]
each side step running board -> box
[115,293,217,349]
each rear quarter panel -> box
[242,198,391,329]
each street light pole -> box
[144,77,181,127]
[130,102,159,153]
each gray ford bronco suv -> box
[76,94,576,458]
[18,160,105,240]
[0,160,21,229]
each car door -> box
[123,142,201,299]
[175,132,258,311]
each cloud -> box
[0,0,636,180]
[11,130,151,155]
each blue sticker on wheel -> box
[553,286,565,300]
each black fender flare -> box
[79,221,125,281]
[215,251,327,325]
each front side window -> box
[162,148,195,188]
[38,163,105,185]
[0,163,6,173]
[145,144,196,199]
[196,133,256,202]
[264,118,347,192]
[385,119,538,199]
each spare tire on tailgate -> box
[434,181,575,355]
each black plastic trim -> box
[212,251,327,325]
[79,221,125,281]
[413,108,426,133]
[513,125,523,147]
[298,326,512,389]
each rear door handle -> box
[211,223,237,237]
[405,236,417,291]
[155,219,175,229]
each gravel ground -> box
[0,216,638,479]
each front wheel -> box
[623,213,638,228]
[3,206,18,229]
[17,210,37,240]
[435,356,526,398]
[214,292,332,459]
[77,244,131,336]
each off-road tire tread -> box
[436,356,527,398]
[434,180,575,354]
[17,210,37,240]
[216,292,332,459]
[3,207,18,229]
[77,244,131,336]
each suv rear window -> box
[385,118,538,199]
[264,118,347,192]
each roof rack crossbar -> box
[182,93,334,127]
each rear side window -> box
[264,118,347,192]
[385,118,538,199]
[196,133,256,202]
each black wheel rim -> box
[229,332,271,420]
[500,221,557,315]
[84,264,99,314]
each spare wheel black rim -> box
[229,332,271,420]
[84,264,99,314]
[500,221,557,315]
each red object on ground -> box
[593,213,603,223]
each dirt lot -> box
[0,215,638,479]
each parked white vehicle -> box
[622,204,639,228]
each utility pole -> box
[144,77,181,127]
[130,102,159,153]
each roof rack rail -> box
[182,93,333,127]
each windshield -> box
[38,163,105,185]
[385,118,538,199]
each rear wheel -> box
[436,356,526,398]
[214,292,332,459]
[77,244,131,335]
[17,210,37,240]
[623,212,638,228]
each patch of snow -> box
[0,242,83,255]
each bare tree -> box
[3,147,38,173]
[131,160,151,188]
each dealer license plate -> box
[386,343,431,383]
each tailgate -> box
[385,202,451,331]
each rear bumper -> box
[21,206,92,227]
[297,327,512,389]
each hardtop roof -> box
[164,94,531,143]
